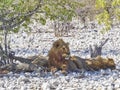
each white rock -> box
[107,85,114,90]
[1,19,120,90]
[0,87,5,90]
[41,82,50,90]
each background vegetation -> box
[0,0,119,32]
[0,0,120,54]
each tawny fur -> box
[48,39,115,73]
[48,39,70,72]
[85,56,116,70]
[70,55,116,71]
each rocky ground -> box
[0,20,120,90]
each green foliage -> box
[0,0,82,32]
[95,0,106,9]
[96,10,111,32]
[13,27,20,33]
[39,17,46,25]
[0,0,83,54]
[112,0,120,6]
[95,0,120,31]
[42,0,83,21]
[115,8,120,20]
[0,0,13,9]
[0,0,40,32]
[112,0,120,20]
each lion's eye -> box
[63,47,65,50]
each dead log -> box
[0,49,40,72]
[10,56,32,64]
[89,38,109,58]
[0,48,50,73]
[0,58,39,72]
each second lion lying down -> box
[71,55,116,71]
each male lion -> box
[48,39,71,73]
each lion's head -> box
[104,58,116,69]
[48,39,70,71]
[52,39,70,59]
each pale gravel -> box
[0,20,120,90]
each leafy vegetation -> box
[0,0,82,54]
[0,0,41,32]
[0,0,119,33]
[0,0,82,32]
[95,0,120,32]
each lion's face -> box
[59,43,70,59]
[53,39,70,60]
[107,58,116,69]
[48,39,71,72]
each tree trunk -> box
[4,29,8,55]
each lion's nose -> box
[67,52,70,55]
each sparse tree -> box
[0,0,82,71]
[0,0,82,54]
